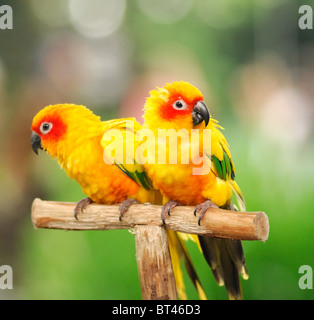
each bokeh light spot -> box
[68,0,126,38]
[195,0,249,29]
[137,0,194,24]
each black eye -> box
[173,100,187,110]
[40,122,53,134]
[175,101,183,108]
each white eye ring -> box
[173,100,188,110]
[40,122,53,134]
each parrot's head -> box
[143,81,210,131]
[31,104,100,157]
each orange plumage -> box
[143,81,248,300]
[143,81,238,208]
[31,104,152,205]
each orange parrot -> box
[30,103,206,300]
[30,104,156,217]
[141,81,249,299]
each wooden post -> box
[134,225,177,300]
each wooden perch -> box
[32,198,269,241]
[31,198,269,300]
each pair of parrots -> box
[31,81,248,300]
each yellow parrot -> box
[30,103,206,300]
[140,81,249,300]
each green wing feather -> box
[211,148,235,182]
[117,163,153,190]
[101,118,154,191]
[211,146,235,181]
[206,133,245,211]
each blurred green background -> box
[0,0,313,300]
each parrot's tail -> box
[198,199,249,300]
[167,230,207,300]
[198,236,248,300]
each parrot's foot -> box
[161,200,181,225]
[119,199,139,221]
[194,200,218,226]
[74,197,93,220]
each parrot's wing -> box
[210,146,235,181]
[210,147,245,212]
[206,126,246,212]
[101,118,154,190]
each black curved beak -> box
[192,101,210,127]
[31,131,42,155]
